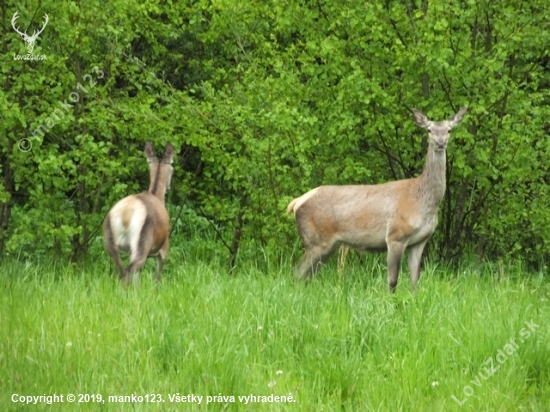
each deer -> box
[103,142,175,285]
[287,107,467,293]
[11,11,49,55]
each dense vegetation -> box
[2,2,550,409]
[1,0,549,266]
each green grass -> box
[1,252,549,411]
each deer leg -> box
[153,257,164,284]
[104,239,126,279]
[407,239,428,292]
[155,238,169,283]
[125,250,148,286]
[387,241,406,293]
[294,243,337,280]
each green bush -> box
[1,0,549,266]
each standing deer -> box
[103,142,175,285]
[287,107,467,293]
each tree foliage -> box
[1,0,549,265]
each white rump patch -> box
[109,197,147,256]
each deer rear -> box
[103,142,175,285]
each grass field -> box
[1,248,549,411]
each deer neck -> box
[148,166,167,204]
[418,146,446,208]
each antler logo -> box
[12,11,48,55]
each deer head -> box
[12,12,49,54]
[412,106,468,152]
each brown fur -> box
[103,142,175,285]
[121,206,133,229]
[288,107,467,292]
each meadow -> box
[1,244,549,411]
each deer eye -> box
[427,128,432,133]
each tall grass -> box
[1,251,549,411]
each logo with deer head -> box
[12,11,48,55]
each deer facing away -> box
[287,107,467,293]
[103,142,175,285]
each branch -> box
[196,204,232,254]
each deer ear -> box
[412,109,430,128]
[163,142,175,164]
[144,141,156,163]
[449,106,468,128]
